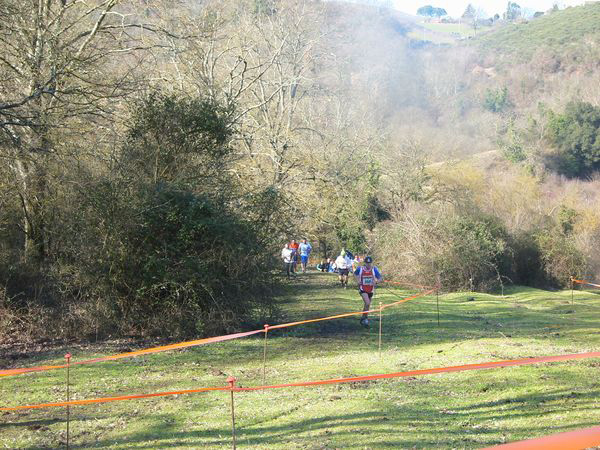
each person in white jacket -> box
[334,249,352,288]
[281,243,294,279]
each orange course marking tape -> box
[2,351,598,411]
[0,283,434,377]
[0,386,230,411]
[0,329,264,377]
[571,278,600,289]
[234,351,600,391]
[482,425,600,449]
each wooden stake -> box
[262,324,269,385]
[95,300,99,343]
[436,275,441,327]
[378,302,383,358]
[227,377,237,450]
[65,353,71,450]
[436,289,440,327]
[570,276,574,305]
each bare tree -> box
[0,0,154,260]
[155,1,331,188]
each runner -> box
[289,239,300,273]
[299,239,312,273]
[281,243,294,279]
[334,249,352,288]
[354,256,383,327]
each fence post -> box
[436,290,440,327]
[262,324,269,385]
[65,353,71,450]
[570,276,574,305]
[227,376,237,450]
[436,275,441,328]
[378,302,383,358]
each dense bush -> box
[533,231,585,286]
[483,87,511,113]
[374,201,589,292]
[546,101,600,178]
[74,93,281,337]
[73,186,277,337]
[0,93,282,340]
[375,208,514,291]
[435,214,513,290]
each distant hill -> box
[475,3,600,59]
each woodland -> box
[2,0,600,340]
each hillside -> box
[476,3,600,60]
[2,0,600,345]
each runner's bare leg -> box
[361,292,371,319]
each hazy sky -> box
[391,0,585,17]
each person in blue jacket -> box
[299,239,312,273]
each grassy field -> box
[419,22,478,37]
[409,22,491,45]
[1,272,600,448]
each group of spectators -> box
[281,239,312,278]
[316,251,363,276]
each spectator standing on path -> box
[281,243,294,279]
[354,256,383,327]
[352,254,361,272]
[334,249,352,288]
[289,239,300,273]
[299,239,312,273]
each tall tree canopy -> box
[417,5,447,17]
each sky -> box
[390,0,585,17]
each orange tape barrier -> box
[234,350,600,392]
[1,285,435,378]
[571,278,600,289]
[2,350,597,411]
[0,329,263,377]
[482,425,600,449]
[0,386,230,411]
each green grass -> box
[419,22,478,37]
[410,22,491,45]
[2,273,600,448]
[475,3,600,59]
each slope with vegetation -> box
[1,0,600,343]
[476,2,600,59]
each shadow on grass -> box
[0,416,63,430]
[451,387,600,416]
[53,392,600,449]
